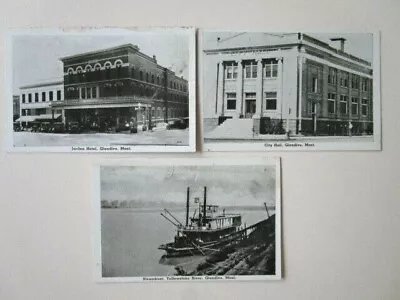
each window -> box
[140,70,143,81]
[41,92,46,102]
[81,87,86,99]
[86,87,92,99]
[115,61,122,78]
[328,68,337,85]
[226,93,236,110]
[362,78,369,91]
[312,77,318,93]
[35,93,39,102]
[225,62,238,79]
[57,90,61,101]
[361,98,368,116]
[157,76,160,85]
[351,76,359,89]
[339,95,348,114]
[104,63,111,79]
[341,72,349,87]
[28,94,32,103]
[328,93,336,114]
[265,59,278,78]
[245,62,257,79]
[22,94,25,103]
[151,75,155,84]
[85,65,92,80]
[92,87,97,98]
[265,92,277,110]
[146,73,149,82]
[49,91,53,101]
[351,97,358,115]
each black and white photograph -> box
[93,158,281,281]
[6,28,196,152]
[201,31,381,151]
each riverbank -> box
[176,215,276,276]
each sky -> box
[100,165,276,207]
[202,31,373,63]
[12,28,190,93]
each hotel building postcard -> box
[5,27,196,152]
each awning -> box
[34,114,62,120]
[15,114,61,122]
[15,116,38,122]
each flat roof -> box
[20,80,63,90]
[59,43,140,62]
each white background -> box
[0,0,399,299]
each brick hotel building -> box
[203,33,373,136]
[52,44,189,130]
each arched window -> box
[115,61,122,78]
[85,65,92,81]
[76,66,83,81]
[94,63,101,80]
[104,62,112,79]
[67,68,74,75]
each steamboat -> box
[158,187,244,257]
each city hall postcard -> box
[92,157,282,282]
[200,30,381,151]
[5,27,196,153]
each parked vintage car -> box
[51,122,66,133]
[167,119,188,130]
[67,122,83,134]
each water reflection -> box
[159,255,207,275]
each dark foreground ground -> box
[176,215,276,276]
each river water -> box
[101,207,273,277]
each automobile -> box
[13,122,21,132]
[51,122,66,133]
[68,122,83,134]
[167,119,187,130]
[39,122,52,133]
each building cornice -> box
[20,81,63,90]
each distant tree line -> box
[100,199,183,209]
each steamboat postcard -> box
[93,157,281,282]
[200,30,381,151]
[5,27,196,152]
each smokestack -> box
[203,186,207,225]
[330,38,346,52]
[186,187,190,226]
[153,55,157,62]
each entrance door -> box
[245,100,256,118]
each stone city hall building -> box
[204,33,373,136]
[52,43,189,130]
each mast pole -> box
[186,187,190,226]
[203,186,207,225]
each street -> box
[13,129,189,147]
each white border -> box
[92,157,282,282]
[200,30,382,152]
[4,27,196,153]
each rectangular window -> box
[340,95,348,114]
[226,93,236,110]
[35,93,39,102]
[225,63,238,80]
[361,98,368,116]
[265,92,277,110]
[328,93,336,114]
[28,94,32,103]
[351,97,358,115]
[245,62,257,79]
[92,87,97,98]
[22,94,25,103]
[57,90,61,101]
[81,87,86,99]
[49,91,53,101]
[86,87,92,99]
[328,68,337,85]
[42,92,46,102]
[312,77,318,93]
[265,60,278,78]
[351,76,359,89]
[362,78,369,91]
